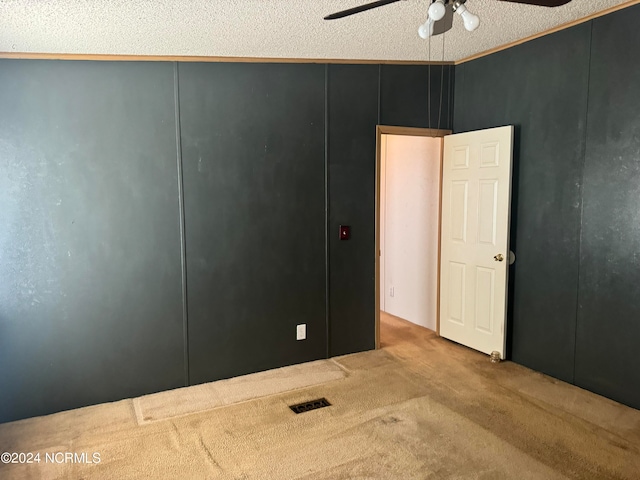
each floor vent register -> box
[289,398,331,414]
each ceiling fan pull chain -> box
[437,32,445,131]
[428,34,432,131]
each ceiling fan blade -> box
[496,0,572,6]
[324,0,405,20]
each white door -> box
[440,126,513,359]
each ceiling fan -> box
[325,0,572,38]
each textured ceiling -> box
[0,0,631,62]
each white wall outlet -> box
[390,286,395,297]
[296,324,306,341]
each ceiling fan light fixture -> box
[454,2,480,32]
[418,17,435,39]
[428,0,446,21]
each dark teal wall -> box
[327,64,379,357]
[0,61,186,422]
[574,8,640,410]
[454,4,640,410]
[0,59,453,423]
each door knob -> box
[494,254,504,262]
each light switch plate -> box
[296,324,306,341]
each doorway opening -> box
[375,126,451,348]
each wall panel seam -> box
[173,62,190,387]
[377,65,382,125]
[325,64,331,359]
[572,20,594,385]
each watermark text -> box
[1,452,101,464]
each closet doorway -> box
[375,126,450,347]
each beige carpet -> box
[1,312,639,479]
[133,359,347,425]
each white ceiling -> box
[0,0,631,62]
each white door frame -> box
[375,125,452,348]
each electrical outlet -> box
[296,324,306,341]
[390,287,395,297]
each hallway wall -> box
[380,134,441,331]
